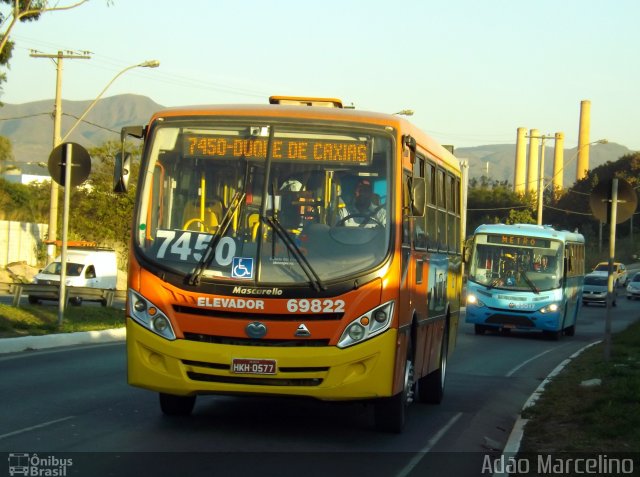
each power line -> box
[14,34,271,100]
[61,113,118,134]
[0,112,50,120]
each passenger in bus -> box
[337,177,386,227]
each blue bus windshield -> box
[468,234,563,292]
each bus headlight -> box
[539,303,561,314]
[337,301,394,349]
[466,294,485,307]
[128,289,176,340]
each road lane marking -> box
[505,346,563,377]
[0,415,75,440]
[395,412,463,477]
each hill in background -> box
[0,94,634,184]
[456,142,632,186]
[0,94,163,165]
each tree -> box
[0,134,12,172]
[0,0,90,88]
[67,140,141,248]
[466,177,533,234]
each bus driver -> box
[337,177,386,227]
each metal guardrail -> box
[1,282,126,308]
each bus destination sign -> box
[487,234,551,248]
[183,134,371,164]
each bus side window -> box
[413,156,426,249]
[425,161,436,249]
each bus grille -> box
[186,372,323,387]
[174,305,343,321]
[182,359,329,373]
[183,359,328,386]
[183,332,330,347]
[486,314,535,328]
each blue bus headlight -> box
[539,303,561,314]
[466,294,485,307]
[128,289,176,340]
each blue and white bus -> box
[465,224,585,339]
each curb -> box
[0,327,126,354]
[492,340,602,477]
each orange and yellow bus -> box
[114,96,465,432]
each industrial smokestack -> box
[576,100,591,181]
[514,127,527,194]
[552,132,565,196]
[527,129,540,195]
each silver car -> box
[582,273,616,306]
[626,272,640,300]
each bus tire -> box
[374,349,414,433]
[416,323,448,404]
[159,393,196,416]
[474,324,486,335]
[564,324,576,336]
[544,330,561,341]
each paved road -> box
[1,291,638,477]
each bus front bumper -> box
[126,319,397,401]
[465,306,561,331]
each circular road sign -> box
[589,178,638,224]
[48,142,91,187]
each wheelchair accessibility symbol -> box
[232,257,254,279]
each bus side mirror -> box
[411,178,425,216]
[114,152,131,193]
[114,125,145,193]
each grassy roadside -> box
[0,303,125,338]
[519,320,640,456]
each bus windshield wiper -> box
[487,275,502,290]
[518,267,539,294]
[263,215,326,292]
[187,192,245,286]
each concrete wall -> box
[0,220,48,267]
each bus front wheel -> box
[474,324,487,335]
[374,351,414,433]
[416,324,448,404]
[159,393,196,416]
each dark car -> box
[582,273,616,306]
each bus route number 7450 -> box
[154,230,236,265]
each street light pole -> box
[545,139,608,194]
[537,136,547,225]
[60,60,160,143]
[534,137,607,225]
[40,59,160,262]
[30,50,91,261]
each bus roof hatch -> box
[269,95,343,108]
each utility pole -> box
[30,50,91,261]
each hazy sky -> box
[2,0,639,150]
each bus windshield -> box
[134,121,392,285]
[468,233,563,292]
